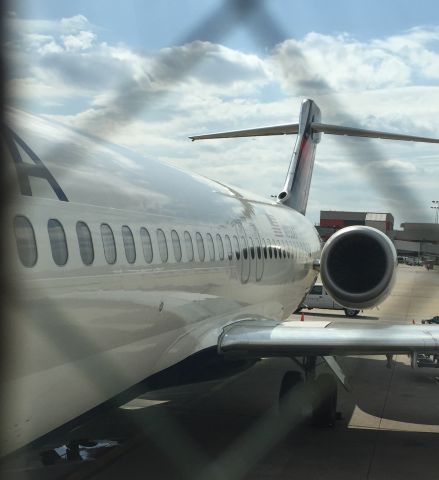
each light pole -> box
[431,200,439,224]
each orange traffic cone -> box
[301,312,305,322]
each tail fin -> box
[277,99,321,214]
[190,99,439,215]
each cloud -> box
[368,158,417,173]
[5,14,439,224]
[60,14,90,32]
[9,13,93,35]
[7,16,272,125]
[62,30,96,51]
[17,38,272,138]
[271,32,412,95]
[372,27,439,80]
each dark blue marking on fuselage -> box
[3,126,68,201]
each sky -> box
[5,0,439,226]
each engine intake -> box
[320,226,397,309]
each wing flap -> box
[219,321,439,357]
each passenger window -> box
[76,221,94,265]
[48,219,68,266]
[268,242,273,259]
[101,224,116,264]
[140,227,153,263]
[310,285,323,295]
[233,235,240,260]
[14,215,37,267]
[262,238,267,259]
[241,236,248,260]
[171,230,182,262]
[282,242,286,258]
[122,226,136,264]
[256,237,262,260]
[206,233,215,261]
[215,233,224,260]
[184,231,194,261]
[216,234,224,260]
[157,229,168,263]
[196,232,205,262]
[249,236,255,260]
[225,235,233,260]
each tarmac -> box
[2,265,439,479]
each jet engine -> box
[320,226,397,309]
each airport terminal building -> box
[316,211,439,263]
[317,211,394,242]
[393,223,439,261]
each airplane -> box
[2,98,439,457]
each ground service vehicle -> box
[301,284,360,317]
[421,316,439,325]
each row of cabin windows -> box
[13,215,304,268]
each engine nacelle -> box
[320,226,397,309]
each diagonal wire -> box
[195,374,323,480]
[13,0,265,167]
[3,0,436,472]
[1,0,271,466]
[234,2,427,221]
[239,2,438,316]
[5,0,266,391]
[10,0,426,223]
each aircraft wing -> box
[218,320,439,357]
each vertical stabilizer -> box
[277,99,321,214]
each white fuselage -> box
[1,110,321,455]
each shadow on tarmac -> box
[5,355,438,479]
[78,355,439,480]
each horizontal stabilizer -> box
[218,320,439,357]
[190,122,439,144]
[311,122,439,143]
[189,123,299,141]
